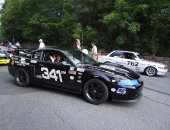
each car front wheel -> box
[83,79,109,105]
[15,68,30,87]
[145,67,157,76]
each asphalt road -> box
[0,65,170,130]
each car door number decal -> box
[41,67,63,82]
[127,61,139,66]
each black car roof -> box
[38,47,81,52]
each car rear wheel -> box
[83,79,109,105]
[145,67,157,76]
[104,61,111,64]
[15,68,30,87]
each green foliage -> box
[0,0,170,56]
[116,35,127,45]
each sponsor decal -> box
[95,68,101,71]
[70,67,75,70]
[20,58,25,61]
[30,60,37,63]
[15,61,19,64]
[17,63,24,66]
[70,76,74,80]
[11,60,14,65]
[68,70,76,75]
[111,88,116,92]
[135,67,140,70]
[100,65,115,70]
[77,68,85,72]
[112,79,116,82]
[11,57,18,60]
[78,73,83,75]
[36,75,42,79]
[77,80,81,83]
[61,71,66,74]
[117,88,126,94]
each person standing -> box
[38,39,45,49]
[91,42,98,60]
[72,38,81,50]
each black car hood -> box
[81,63,140,79]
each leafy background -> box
[0,0,170,56]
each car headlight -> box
[158,66,166,70]
[109,75,128,83]
[158,66,164,69]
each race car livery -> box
[8,48,143,104]
[98,50,168,76]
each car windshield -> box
[10,45,17,48]
[64,50,96,65]
[137,54,145,60]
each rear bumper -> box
[0,59,10,64]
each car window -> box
[109,51,123,57]
[42,51,70,64]
[64,50,95,65]
[26,51,41,60]
[10,45,17,48]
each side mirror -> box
[134,58,139,61]
[62,61,71,66]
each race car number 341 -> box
[41,67,66,82]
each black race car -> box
[8,47,143,105]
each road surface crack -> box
[143,95,170,107]
[144,87,170,96]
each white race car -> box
[98,50,168,76]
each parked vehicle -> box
[98,50,168,76]
[0,49,10,64]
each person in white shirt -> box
[91,42,98,60]
[38,39,45,49]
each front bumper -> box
[157,69,168,76]
[111,93,143,102]
[110,81,144,102]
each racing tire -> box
[83,79,109,105]
[145,67,157,76]
[15,68,30,87]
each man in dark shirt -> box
[72,38,81,50]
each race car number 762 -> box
[41,67,63,82]
[127,61,139,66]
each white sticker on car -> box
[70,76,74,80]
[77,68,85,72]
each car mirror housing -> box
[62,61,71,66]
